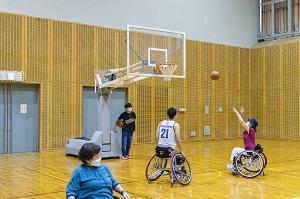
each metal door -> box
[0,84,38,153]
[0,85,7,154]
[82,87,126,144]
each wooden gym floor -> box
[0,138,299,199]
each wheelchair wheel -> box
[235,150,264,178]
[145,154,168,182]
[260,152,267,168]
[170,152,192,186]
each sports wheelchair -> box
[145,146,192,187]
[232,144,267,178]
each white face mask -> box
[246,121,251,126]
[126,107,132,112]
[90,157,101,167]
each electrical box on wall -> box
[0,70,23,81]
[205,106,209,114]
[204,126,210,135]
[190,131,196,137]
[179,108,186,112]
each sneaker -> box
[226,164,236,172]
[126,155,133,159]
[121,156,128,160]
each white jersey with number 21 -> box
[158,120,176,149]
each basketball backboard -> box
[126,24,186,79]
[95,25,186,89]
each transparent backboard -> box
[94,25,185,90]
[126,24,186,79]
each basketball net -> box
[156,63,178,81]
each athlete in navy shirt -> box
[114,103,136,160]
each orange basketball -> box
[210,71,220,80]
[117,121,124,128]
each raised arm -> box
[232,107,249,133]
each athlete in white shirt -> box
[156,107,184,156]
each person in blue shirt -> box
[66,143,130,199]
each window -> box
[258,0,300,39]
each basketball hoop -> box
[155,62,177,81]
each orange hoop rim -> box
[155,62,178,72]
[155,62,178,81]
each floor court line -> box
[22,166,69,183]
[2,139,300,198]
[4,191,65,199]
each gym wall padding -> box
[1,12,300,150]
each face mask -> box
[90,157,101,167]
[246,121,251,126]
[126,107,132,112]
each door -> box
[0,84,39,153]
[82,87,126,144]
[0,85,7,154]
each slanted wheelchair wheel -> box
[170,152,192,186]
[145,154,168,182]
[235,150,264,178]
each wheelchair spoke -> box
[145,154,168,181]
[235,150,264,178]
[170,153,192,186]
[146,152,192,186]
[148,169,164,180]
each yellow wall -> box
[0,12,299,150]
[250,43,300,140]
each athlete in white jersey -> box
[156,107,184,156]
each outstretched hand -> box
[240,106,244,114]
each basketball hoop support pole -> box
[97,87,121,158]
[95,74,102,93]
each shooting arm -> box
[233,107,249,133]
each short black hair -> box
[167,107,177,119]
[124,103,132,108]
[78,143,101,164]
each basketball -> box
[210,71,220,80]
[117,120,124,128]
